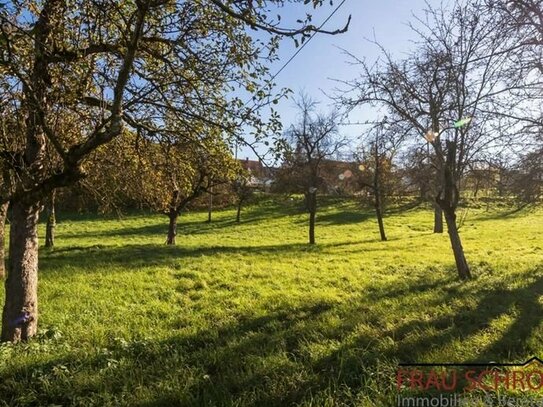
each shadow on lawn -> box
[351,262,543,366]
[68,203,297,240]
[3,264,543,406]
[40,240,384,275]
[315,210,372,225]
[472,203,537,221]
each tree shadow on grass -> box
[274,263,543,404]
[69,204,298,240]
[0,300,345,406]
[385,199,424,214]
[39,240,382,275]
[4,263,543,406]
[356,263,543,364]
[347,265,543,378]
[473,203,536,221]
[315,211,373,226]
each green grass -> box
[0,197,542,406]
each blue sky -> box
[239,0,431,161]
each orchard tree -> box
[153,132,239,245]
[282,94,345,244]
[352,120,403,241]
[510,147,543,204]
[85,127,240,245]
[338,1,534,279]
[232,169,253,223]
[401,145,436,201]
[0,0,349,342]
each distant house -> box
[271,157,360,195]
[319,159,359,195]
[238,157,277,191]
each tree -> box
[0,0,349,342]
[232,170,253,223]
[352,120,402,241]
[401,145,436,202]
[89,127,239,245]
[0,201,6,279]
[338,1,534,279]
[44,191,55,248]
[158,134,239,245]
[510,147,543,204]
[282,94,345,244]
[336,47,454,234]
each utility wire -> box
[268,0,349,84]
[243,0,350,112]
[237,0,350,161]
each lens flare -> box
[454,117,472,128]
[425,130,438,142]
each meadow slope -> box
[0,197,542,406]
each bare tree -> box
[282,94,345,244]
[352,119,403,241]
[338,1,536,279]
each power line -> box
[243,0,350,112]
[269,0,349,83]
[236,0,351,160]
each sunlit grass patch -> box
[0,198,541,406]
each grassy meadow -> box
[0,196,542,406]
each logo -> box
[396,357,543,406]
[397,357,543,392]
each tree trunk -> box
[473,179,480,198]
[433,158,444,233]
[236,200,242,223]
[372,143,387,242]
[166,212,178,245]
[1,200,40,342]
[309,210,316,244]
[0,202,8,279]
[45,191,55,248]
[375,204,387,241]
[307,191,317,244]
[437,140,471,280]
[373,176,387,242]
[166,189,179,245]
[444,209,471,280]
[373,185,387,241]
[433,205,443,233]
[207,191,212,223]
